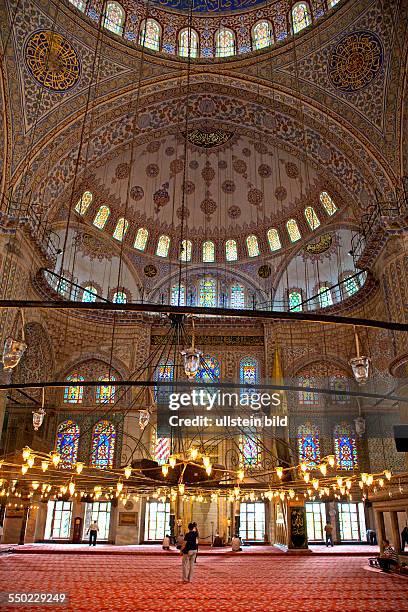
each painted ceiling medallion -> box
[304,233,333,255]
[186,129,234,149]
[144,264,158,278]
[258,265,271,279]
[73,231,111,261]
[328,30,383,93]
[25,30,80,92]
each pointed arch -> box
[267,228,281,252]
[252,20,273,50]
[178,27,199,58]
[75,191,93,215]
[103,1,125,35]
[246,234,260,257]
[304,206,320,230]
[113,218,129,242]
[291,2,312,34]
[180,239,192,262]
[93,206,110,229]
[334,423,358,470]
[286,219,301,242]
[319,191,337,215]
[225,239,238,261]
[96,375,116,404]
[156,235,170,257]
[64,374,84,404]
[230,283,245,309]
[56,420,80,468]
[297,423,320,466]
[202,240,215,263]
[139,18,161,51]
[198,278,216,307]
[91,420,116,469]
[134,227,148,251]
[215,28,235,57]
[82,285,97,302]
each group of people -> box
[373,526,408,573]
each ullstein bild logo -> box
[157,390,288,434]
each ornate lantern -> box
[2,309,27,370]
[139,410,150,430]
[349,328,370,385]
[181,318,202,379]
[354,415,366,436]
[32,389,46,431]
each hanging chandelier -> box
[349,328,370,385]
[32,389,46,431]
[2,309,27,370]
[180,318,201,379]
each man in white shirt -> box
[88,521,99,546]
[231,535,242,552]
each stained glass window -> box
[292,2,312,34]
[170,284,186,306]
[240,357,258,387]
[140,18,161,51]
[319,191,337,216]
[202,241,215,263]
[334,423,358,470]
[57,278,69,296]
[289,290,302,312]
[134,228,148,251]
[267,228,281,252]
[93,206,110,229]
[113,291,127,303]
[179,28,199,58]
[75,191,92,214]
[64,375,84,403]
[252,20,272,50]
[91,420,116,469]
[154,362,174,403]
[330,376,350,403]
[246,235,260,257]
[103,1,125,35]
[287,219,301,242]
[153,432,170,465]
[69,0,86,11]
[298,375,319,406]
[96,376,116,404]
[297,423,320,466]
[82,285,97,302]
[156,235,170,257]
[240,432,261,467]
[199,278,216,307]
[318,286,333,308]
[180,239,192,262]
[56,420,80,468]
[231,283,245,309]
[196,355,220,383]
[304,206,320,230]
[225,239,238,262]
[113,218,129,242]
[343,275,359,296]
[215,28,235,58]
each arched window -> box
[319,191,337,216]
[297,423,320,466]
[64,375,84,403]
[153,432,170,465]
[231,283,245,309]
[56,420,80,468]
[199,278,216,307]
[330,376,350,404]
[267,228,281,252]
[134,228,149,251]
[246,235,260,257]
[318,286,333,308]
[103,1,125,35]
[291,2,312,34]
[139,18,161,51]
[91,420,116,469]
[240,357,258,387]
[286,219,301,242]
[328,0,340,7]
[334,423,358,470]
[171,284,186,306]
[343,274,359,297]
[82,285,97,302]
[96,376,116,404]
[196,355,220,383]
[225,239,238,262]
[154,361,174,403]
[156,235,170,257]
[113,218,129,242]
[252,20,273,50]
[180,239,192,262]
[298,375,319,406]
[113,290,127,304]
[93,206,110,229]
[240,432,261,467]
[178,28,199,58]
[75,191,93,214]
[69,0,86,11]
[202,241,215,263]
[304,206,320,230]
[289,290,302,312]
[215,28,235,58]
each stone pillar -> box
[25,504,39,543]
[0,368,12,452]
[390,510,401,552]
[2,501,25,544]
[374,509,386,553]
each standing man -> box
[88,520,99,547]
[324,521,334,547]
[181,523,198,583]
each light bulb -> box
[27,456,35,468]
[237,469,245,482]
[41,461,49,472]
[124,466,132,479]
[169,456,177,469]
[31,481,40,490]
[337,477,343,488]
[384,470,392,481]
[366,475,373,486]
[359,480,364,489]
[51,453,61,467]
[378,478,384,488]
[206,464,212,476]
[276,466,283,479]
[346,480,352,490]
[178,483,185,495]
[234,486,240,497]
[190,448,198,461]
[327,455,335,467]
[304,472,310,483]
[288,489,295,499]
[319,464,327,476]
[312,479,319,490]
[162,465,169,477]
[361,473,368,484]
[279,491,285,500]
[22,447,32,461]
[203,456,210,469]
[21,464,28,475]
[76,462,84,475]
[69,482,75,496]
[117,481,124,493]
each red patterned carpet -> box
[1,553,408,611]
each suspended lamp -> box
[326,455,335,468]
[276,466,283,479]
[180,318,202,379]
[22,447,32,461]
[124,466,132,479]
[319,464,327,476]
[33,388,47,431]
[190,448,199,461]
[169,456,177,469]
[31,481,40,490]
[349,328,370,385]
[237,469,245,482]
[178,483,185,495]
[41,461,49,472]
[69,482,75,496]
[27,456,35,468]
[138,410,150,431]
[202,456,211,469]
[116,481,124,493]
[162,465,169,477]
[205,464,212,476]
[76,462,84,475]
[51,453,61,467]
[384,470,392,480]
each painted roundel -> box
[328,30,383,92]
[25,30,80,92]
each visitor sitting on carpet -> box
[377,539,400,572]
[212,533,223,547]
[162,534,171,550]
[231,535,242,552]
